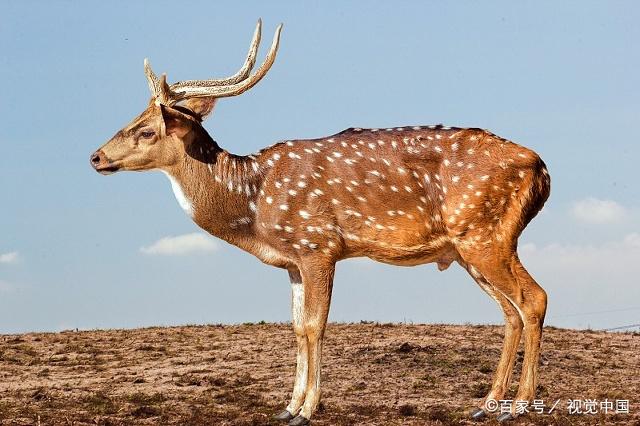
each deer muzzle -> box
[90,150,119,175]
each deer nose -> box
[90,150,104,169]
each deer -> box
[90,20,551,425]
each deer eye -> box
[140,130,155,138]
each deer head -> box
[90,20,282,175]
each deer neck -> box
[161,138,263,247]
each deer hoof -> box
[470,408,487,420]
[496,412,515,422]
[288,414,310,426]
[273,410,295,422]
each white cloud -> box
[518,234,640,325]
[140,233,217,256]
[519,233,640,289]
[0,251,19,264]
[623,233,640,248]
[0,280,16,293]
[570,197,627,224]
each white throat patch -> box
[161,171,194,217]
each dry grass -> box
[0,323,638,425]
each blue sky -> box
[1,2,638,334]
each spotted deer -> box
[90,20,550,425]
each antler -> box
[171,23,283,99]
[170,19,263,91]
[143,20,282,106]
[144,60,173,105]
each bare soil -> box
[0,323,638,425]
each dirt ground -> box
[0,323,637,425]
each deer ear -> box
[159,105,192,138]
[179,97,217,122]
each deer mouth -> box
[95,164,121,175]
[90,150,122,175]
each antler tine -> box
[144,59,183,106]
[156,73,172,106]
[144,58,160,97]
[173,23,283,99]
[170,19,263,92]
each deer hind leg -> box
[274,268,309,422]
[511,256,547,406]
[461,251,547,421]
[289,261,335,426]
[461,262,523,420]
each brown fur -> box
[92,99,550,421]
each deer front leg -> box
[274,269,309,422]
[289,262,335,426]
